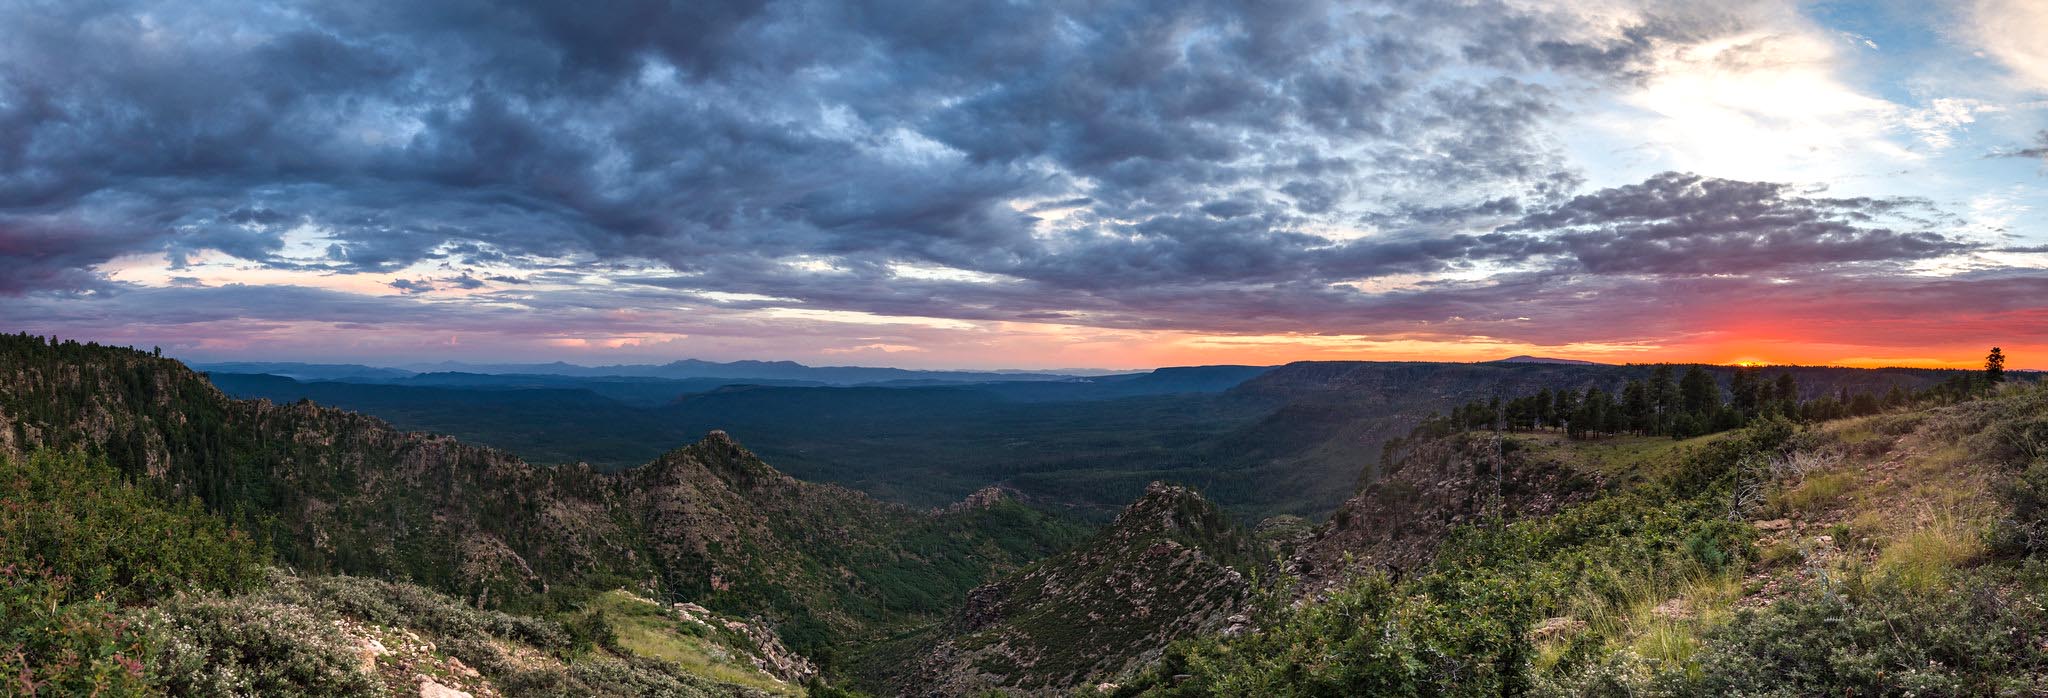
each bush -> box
[0,566,152,697]
[252,571,575,680]
[497,654,735,698]
[1666,574,2048,696]
[285,574,572,651]
[1996,456,2048,554]
[138,593,379,697]
[1123,574,1533,697]
[0,449,267,605]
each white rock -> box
[419,678,472,698]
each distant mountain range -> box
[194,358,1139,386]
[1489,355,1606,365]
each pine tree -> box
[1773,374,1798,415]
[1555,388,1578,434]
[1621,380,1650,435]
[1650,364,1678,426]
[1730,368,1762,417]
[1987,347,2006,385]
[1679,366,1718,416]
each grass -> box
[581,591,805,696]
[1530,568,1747,675]
[1511,430,1734,483]
[1767,471,1854,517]
[1627,573,1745,665]
[1876,515,1984,593]
[1788,414,1999,596]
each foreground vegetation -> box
[1112,377,2048,696]
[5,334,2040,695]
[0,446,826,696]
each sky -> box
[2,0,2046,370]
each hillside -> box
[0,335,1087,666]
[1288,431,1606,592]
[1107,377,2048,695]
[875,483,1260,696]
[0,445,803,697]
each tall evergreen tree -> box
[1730,368,1762,416]
[1555,388,1578,434]
[1773,373,1798,414]
[1679,365,1718,416]
[1987,347,2007,385]
[1621,380,1650,435]
[1649,364,1678,424]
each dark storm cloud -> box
[0,0,1989,346]
[0,0,1652,284]
[1512,172,1970,275]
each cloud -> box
[1990,131,2048,161]
[0,0,2028,367]
[1971,0,2048,92]
[0,0,1745,294]
[1514,172,1969,274]
[388,278,435,294]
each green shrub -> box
[1123,574,1533,697]
[137,593,379,697]
[1996,456,2048,554]
[0,449,267,605]
[290,574,572,651]
[0,566,152,697]
[497,654,735,697]
[1665,575,2048,696]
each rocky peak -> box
[942,485,1017,514]
[637,430,791,493]
[892,482,1259,696]
[1105,482,1244,552]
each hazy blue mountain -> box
[190,361,418,381]
[396,358,1091,385]
[1488,355,1605,365]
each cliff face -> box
[1289,432,1603,594]
[891,482,1259,696]
[0,336,1082,654]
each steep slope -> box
[0,334,1085,663]
[1287,431,1607,593]
[0,445,797,697]
[881,483,1259,696]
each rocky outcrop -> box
[943,485,1019,514]
[1290,432,1602,594]
[892,483,1258,696]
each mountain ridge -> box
[0,334,1088,662]
[879,482,1259,696]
